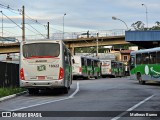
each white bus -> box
[101,60,111,78]
[101,60,124,78]
[72,55,101,79]
[72,55,88,79]
[20,40,72,94]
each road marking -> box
[111,95,154,120]
[10,82,79,111]
[69,82,79,98]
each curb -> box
[0,91,27,102]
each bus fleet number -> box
[49,64,59,68]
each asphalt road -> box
[0,77,160,120]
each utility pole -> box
[1,11,3,37]
[47,22,49,39]
[22,5,25,41]
[96,32,99,58]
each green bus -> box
[130,47,160,84]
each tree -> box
[131,21,145,30]
[131,21,160,30]
[150,21,160,30]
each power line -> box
[26,23,46,38]
[0,3,20,12]
[49,26,63,32]
[0,3,64,40]
[0,4,20,15]
[25,12,64,33]
[0,11,22,29]
[25,26,41,35]
[25,13,45,27]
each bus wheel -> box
[137,73,145,85]
[28,88,39,95]
[102,75,105,78]
[63,87,68,94]
[95,73,99,79]
[68,86,70,90]
[28,89,34,94]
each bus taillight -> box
[79,67,82,73]
[58,67,64,80]
[20,68,25,80]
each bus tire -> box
[137,73,145,85]
[102,75,106,78]
[28,89,34,94]
[28,88,39,95]
[63,87,68,94]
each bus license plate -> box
[38,76,45,80]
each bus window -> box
[87,59,91,66]
[23,43,60,58]
[149,52,156,64]
[136,54,141,64]
[81,58,85,66]
[142,53,149,64]
[94,60,98,67]
[85,58,87,66]
[131,57,135,66]
[157,52,160,63]
[64,48,69,64]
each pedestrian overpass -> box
[125,30,160,48]
[0,35,127,55]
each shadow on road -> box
[26,88,70,97]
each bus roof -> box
[131,47,160,55]
[22,39,64,44]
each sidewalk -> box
[0,91,27,102]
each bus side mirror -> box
[72,59,75,64]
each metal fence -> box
[16,29,125,41]
[0,62,19,88]
[51,29,125,40]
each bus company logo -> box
[37,65,46,71]
[35,60,47,62]
[2,112,11,117]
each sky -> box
[0,0,160,40]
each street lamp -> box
[142,4,148,28]
[112,16,129,30]
[63,13,66,40]
[0,11,3,37]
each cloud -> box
[0,0,160,38]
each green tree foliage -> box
[150,21,160,30]
[131,21,160,30]
[131,21,145,30]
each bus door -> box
[92,60,94,76]
[130,55,136,79]
[130,56,135,72]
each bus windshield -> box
[23,43,60,58]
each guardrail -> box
[0,29,126,41]
[51,29,125,40]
